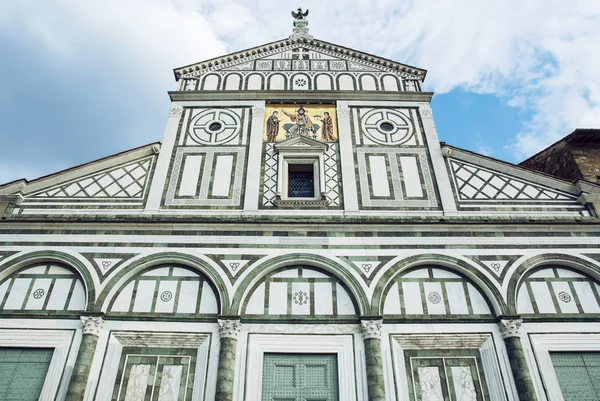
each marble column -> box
[65,315,104,401]
[361,318,387,401]
[499,318,538,401]
[216,318,241,401]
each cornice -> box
[168,90,434,103]
[174,38,426,81]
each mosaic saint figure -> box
[281,107,319,139]
[316,111,335,141]
[266,111,280,142]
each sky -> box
[0,0,599,184]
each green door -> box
[0,348,54,401]
[551,352,600,400]
[262,353,339,401]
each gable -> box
[444,146,585,213]
[175,40,425,92]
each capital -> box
[80,315,104,337]
[498,318,522,339]
[218,318,242,339]
[360,319,383,340]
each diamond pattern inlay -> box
[30,157,153,199]
[262,144,279,206]
[324,144,340,206]
[450,159,574,201]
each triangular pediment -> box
[274,135,329,153]
[444,146,581,204]
[175,38,426,80]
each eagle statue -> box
[291,8,309,20]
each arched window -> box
[517,266,600,315]
[107,265,219,316]
[242,266,357,318]
[0,263,86,313]
[383,266,493,317]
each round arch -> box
[0,250,96,311]
[371,254,507,316]
[230,253,369,315]
[506,253,600,315]
[97,252,230,315]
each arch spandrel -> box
[230,253,369,316]
[97,252,230,315]
[371,254,507,316]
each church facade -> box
[1,11,600,401]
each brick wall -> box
[520,141,583,182]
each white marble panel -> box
[245,283,265,314]
[316,74,332,90]
[556,268,584,278]
[143,267,170,276]
[382,75,399,91]
[431,269,460,279]
[3,278,31,309]
[529,269,555,278]
[530,282,556,313]
[47,266,72,274]
[123,364,150,401]
[171,268,197,277]
[158,365,183,401]
[224,74,241,90]
[551,281,579,313]
[467,283,492,315]
[383,282,402,314]
[445,282,469,314]
[451,366,477,401]
[516,285,535,314]
[292,282,311,315]
[268,282,288,315]
[269,75,285,90]
[302,269,328,278]
[400,156,424,197]
[25,278,52,309]
[199,281,218,313]
[45,279,73,310]
[403,270,429,279]
[112,282,134,312]
[338,74,355,90]
[360,75,377,90]
[22,266,46,274]
[154,281,178,313]
[132,281,156,313]
[313,282,333,315]
[402,282,423,314]
[368,155,390,197]
[203,75,219,90]
[211,155,234,197]
[177,281,199,314]
[68,280,86,310]
[417,366,443,401]
[572,281,600,313]
[292,74,310,90]
[0,281,9,306]
[178,155,203,196]
[272,269,299,278]
[424,282,446,314]
[247,74,263,90]
[336,283,356,315]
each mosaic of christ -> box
[264,104,338,143]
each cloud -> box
[0,0,599,184]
